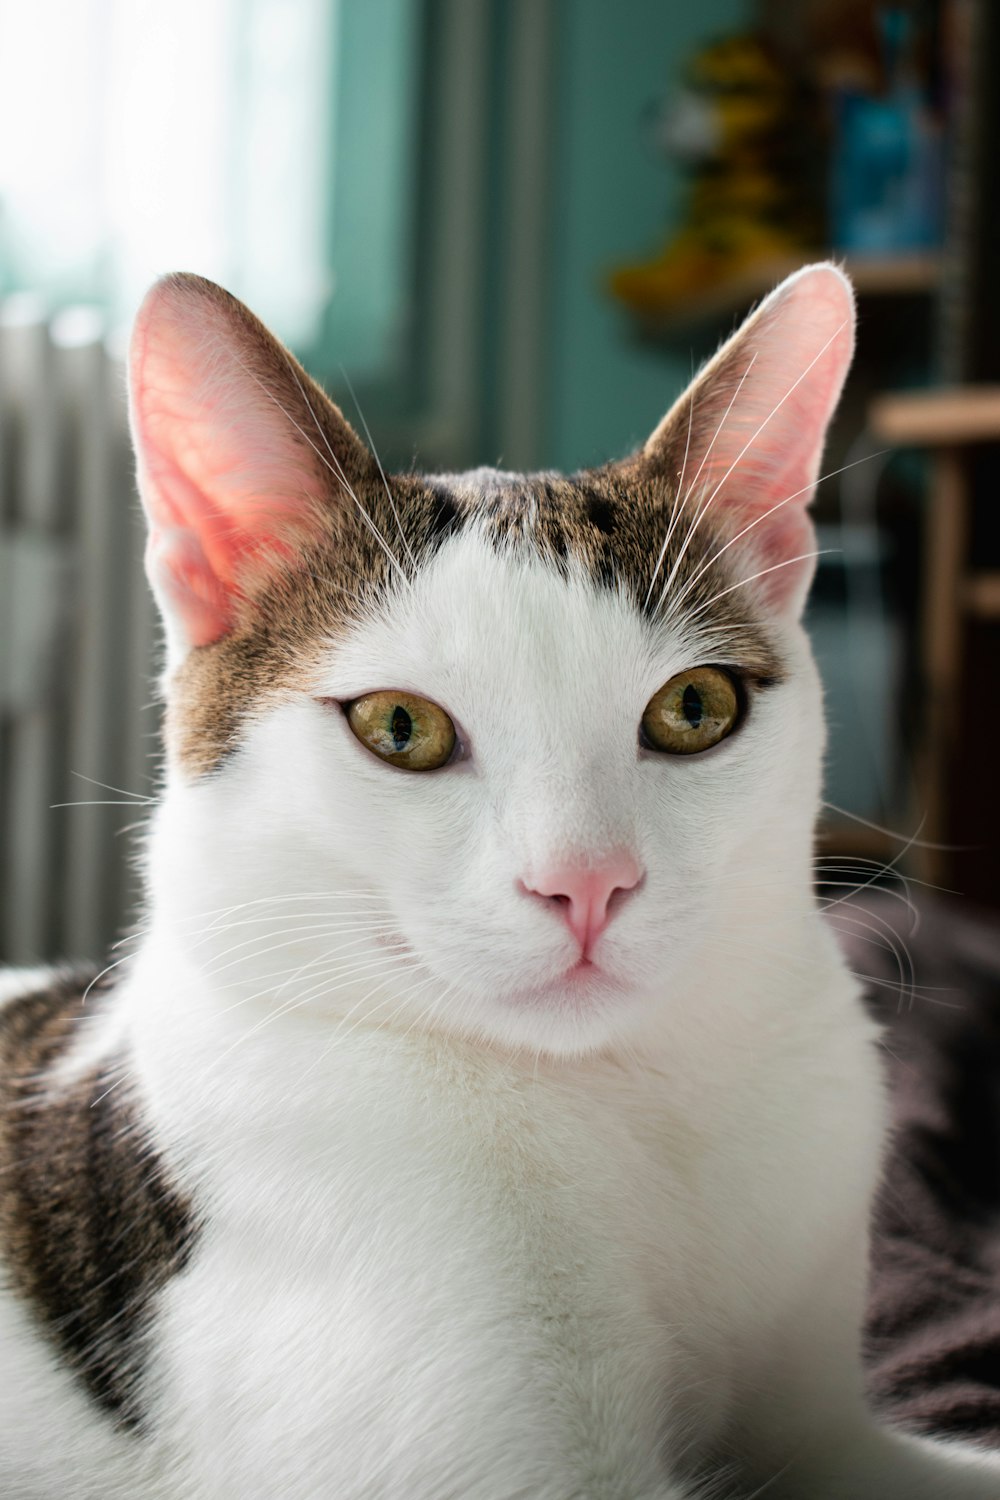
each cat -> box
[0,263,997,1499]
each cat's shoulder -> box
[0,962,197,1431]
[0,964,72,1011]
[0,964,100,1060]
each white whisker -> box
[822,816,927,915]
[654,354,759,614]
[206,951,406,1039]
[200,924,395,983]
[67,771,155,802]
[281,355,415,591]
[337,361,418,574]
[234,352,413,592]
[683,548,835,621]
[51,800,155,810]
[821,801,964,854]
[668,449,884,618]
[643,386,696,609]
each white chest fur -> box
[113,931,883,1500]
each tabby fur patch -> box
[0,971,196,1429]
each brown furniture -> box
[868,386,1000,880]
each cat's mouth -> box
[567,957,598,978]
[508,955,626,1011]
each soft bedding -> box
[840,891,1000,1444]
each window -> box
[0,0,419,372]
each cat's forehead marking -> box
[166,463,784,777]
[427,463,777,641]
[428,466,544,514]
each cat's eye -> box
[641,667,740,755]
[346,691,457,771]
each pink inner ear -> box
[648,265,856,613]
[143,526,234,650]
[734,505,816,613]
[130,277,332,650]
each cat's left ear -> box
[634,262,855,617]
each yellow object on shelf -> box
[609,32,816,326]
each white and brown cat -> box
[1,265,996,1498]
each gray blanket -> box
[835,890,1000,1445]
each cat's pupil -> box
[391,706,412,750]
[682,684,703,728]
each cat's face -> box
[130,267,854,1055]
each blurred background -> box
[0,0,996,966]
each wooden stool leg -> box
[917,446,967,879]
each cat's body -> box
[1,265,999,1497]
[0,932,878,1500]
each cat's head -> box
[129,265,854,1056]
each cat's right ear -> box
[128,274,372,666]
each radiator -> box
[0,298,159,967]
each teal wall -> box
[320,0,421,384]
[545,0,752,472]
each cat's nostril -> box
[606,884,632,921]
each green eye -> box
[347,691,456,771]
[641,667,740,755]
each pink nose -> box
[521,854,643,958]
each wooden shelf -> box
[869,386,1000,447]
[843,252,944,294]
[629,253,942,341]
